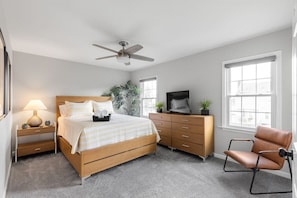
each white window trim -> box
[221,51,282,133]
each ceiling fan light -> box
[117,55,130,63]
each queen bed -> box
[56,96,159,181]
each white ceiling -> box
[1,0,293,71]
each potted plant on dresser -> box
[200,99,211,115]
[155,102,164,113]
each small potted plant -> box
[155,102,164,113]
[200,99,211,115]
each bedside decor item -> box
[155,102,164,113]
[21,123,28,129]
[45,120,51,126]
[200,99,211,115]
[24,100,47,127]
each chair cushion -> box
[254,126,292,149]
[224,150,281,170]
[252,126,292,168]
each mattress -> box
[58,113,160,154]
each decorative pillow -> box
[59,104,68,117]
[92,100,114,114]
[65,101,93,117]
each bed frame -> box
[56,96,157,182]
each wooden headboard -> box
[55,96,112,122]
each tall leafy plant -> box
[102,80,140,116]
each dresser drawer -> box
[172,138,203,156]
[152,120,171,129]
[171,115,204,125]
[172,123,204,134]
[158,135,172,146]
[17,140,55,157]
[156,127,171,137]
[149,113,171,121]
[172,130,204,144]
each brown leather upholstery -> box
[224,126,292,170]
[223,126,292,194]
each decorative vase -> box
[201,109,209,115]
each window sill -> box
[218,125,256,134]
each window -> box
[222,52,281,130]
[140,77,157,117]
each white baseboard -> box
[2,160,12,198]
[214,153,291,179]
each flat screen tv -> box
[166,90,191,114]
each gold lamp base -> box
[27,110,42,127]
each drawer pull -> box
[182,135,189,138]
[35,130,41,133]
[157,123,163,126]
[182,144,190,148]
[182,126,189,129]
[158,130,162,133]
[34,148,41,151]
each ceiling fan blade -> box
[130,54,154,62]
[124,44,143,54]
[95,55,117,60]
[93,44,118,53]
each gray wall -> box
[131,28,292,177]
[12,52,130,148]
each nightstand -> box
[15,122,57,162]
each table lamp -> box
[24,100,47,127]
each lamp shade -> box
[24,100,47,111]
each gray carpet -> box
[7,146,292,198]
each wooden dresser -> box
[149,113,172,146]
[149,113,214,161]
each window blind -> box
[139,77,157,82]
[224,55,276,68]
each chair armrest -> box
[231,138,254,142]
[227,138,254,151]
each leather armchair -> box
[223,126,292,194]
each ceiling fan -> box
[93,41,154,66]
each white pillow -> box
[65,101,93,117]
[92,100,114,114]
[59,104,68,117]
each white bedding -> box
[58,114,160,154]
